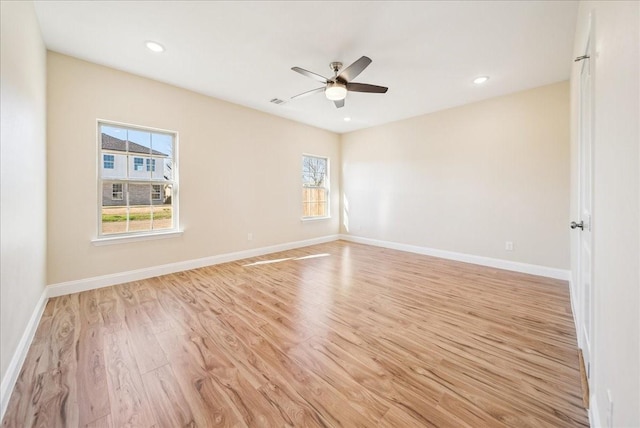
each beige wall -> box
[0,2,47,383]
[572,2,639,426]
[341,82,570,269]
[47,53,340,284]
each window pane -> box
[303,187,328,217]
[128,183,152,232]
[127,206,152,232]
[128,183,152,206]
[102,181,127,235]
[101,125,127,141]
[101,126,127,178]
[152,184,173,230]
[162,158,174,181]
[128,129,152,155]
[101,206,129,235]
[302,156,327,187]
[128,129,152,179]
[151,133,173,158]
[151,133,171,180]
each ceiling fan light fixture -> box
[325,82,347,100]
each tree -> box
[302,156,327,187]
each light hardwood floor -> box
[2,241,588,427]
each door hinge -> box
[575,55,590,62]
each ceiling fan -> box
[290,56,388,108]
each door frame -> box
[574,11,596,394]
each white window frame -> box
[94,120,180,244]
[302,154,330,220]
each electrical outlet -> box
[606,389,613,428]
[505,241,514,251]
[247,232,253,241]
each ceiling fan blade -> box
[334,99,345,108]
[290,87,325,100]
[337,56,372,82]
[346,82,388,93]
[291,67,329,84]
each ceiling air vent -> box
[270,98,285,105]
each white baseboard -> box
[47,234,340,298]
[339,234,571,280]
[0,290,48,420]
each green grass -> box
[102,209,172,222]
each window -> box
[152,184,162,200]
[302,155,329,218]
[98,122,177,238]
[112,183,123,200]
[103,154,114,169]
[134,157,144,171]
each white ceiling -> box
[34,1,578,134]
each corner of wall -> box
[0,0,48,420]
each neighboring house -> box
[100,133,170,206]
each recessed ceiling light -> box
[473,76,489,85]
[344,117,351,122]
[145,41,165,53]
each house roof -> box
[102,133,167,156]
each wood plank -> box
[85,414,113,428]
[123,305,168,374]
[209,367,289,427]
[103,329,157,427]
[141,364,196,428]
[27,294,81,427]
[77,290,110,426]
[156,329,244,427]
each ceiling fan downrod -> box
[330,62,343,78]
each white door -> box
[574,35,594,385]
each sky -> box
[102,124,173,157]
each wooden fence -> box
[303,187,328,217]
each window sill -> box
[301,216,331,222]
[91,229,183,246]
